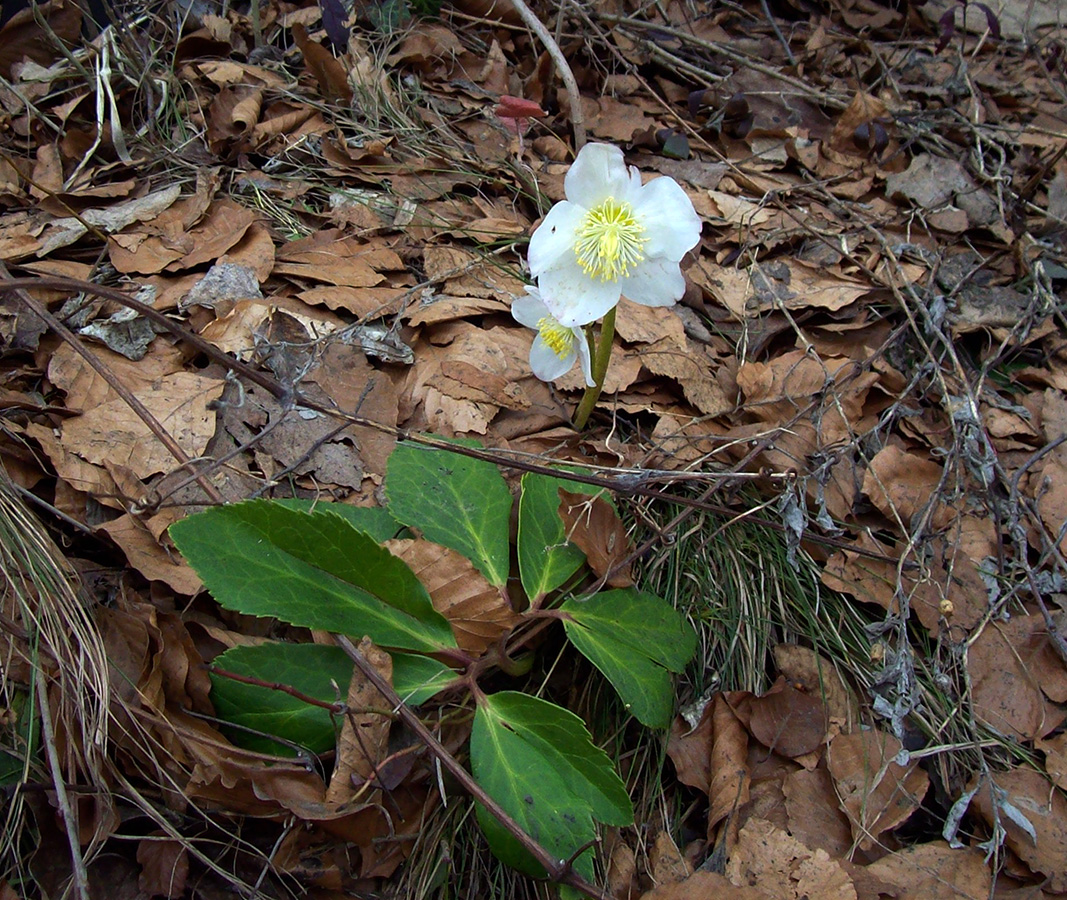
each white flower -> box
[512,288,594,387]
[527,142,702,328]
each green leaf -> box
[561,589,697,728]
[391,652,458,706]
[274,499,404,543]
[210,643,457,755]
[170,501,456,652]
[385,441,512,586]
[471,692,632,881]
[210,643,351,755]
[517,472,590,603]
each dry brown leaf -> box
[862,442,952,530]
[970,767,1067,892]
[782,765,854,858]
[863,841,991,899]
[136,832,189,899]
[325,639,393,808]
[1037,733,1067,791]
[57,371,222,480]
[821,533,987,638]
[275,229,406,287]
[292,22,353,102]
[612,298,688,345]
[668,694,751,838]
[969,615,1067,741]
[639,870,770,900]
[731,676,829,761]
[557,489,634,587]
[649,829,692,886]
[773,644,856,727]
[385,538,518,655]
[827,729,929,850]
[726,817,857,900]
[638,335,733,416]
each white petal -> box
[511,291,549,328]
[634,176,703,261]
[621,257,686,307]
[574,328,595,387]
[565,143,630,208]
[537,258,623,327]
[530,334,575,382]
[528,202,585,278]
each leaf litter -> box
[0,0,1066,896]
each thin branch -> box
[508,0,586,150]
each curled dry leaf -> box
[325,638,393,808]
[668,694,751,841]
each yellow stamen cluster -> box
[573,198,647,282]
[536,316,574,359]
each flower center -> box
[573,198,647,282]
[536,316,575,359]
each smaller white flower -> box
[512,288,594,388]
[527,142,703,328]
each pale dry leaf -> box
[57,371,223,480]
[639,870,770,900]
[863,841,991,900]
[726,817,857,900]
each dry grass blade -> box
[0,462,111,889]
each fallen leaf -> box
[136,831,189,899]
[863,841,991,899]
[558,489,634,587]
[385,538,518,655]
[827,729,929,850]
[969,767,1067,892]
[726,817,857,900]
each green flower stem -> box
[572,306,616,430]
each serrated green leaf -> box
[471,692,632,880]
[274,499,403,543]
[210,643,351,755]
[561,589,697,728]
[385,441,512,586]
[170,501,456,652]
[517,472,590,603]
[210,643,457,755]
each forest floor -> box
[1,0,1067,897]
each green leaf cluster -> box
[170,438,697,885]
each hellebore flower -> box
[512,287,594,387]
[527,142,702,328]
